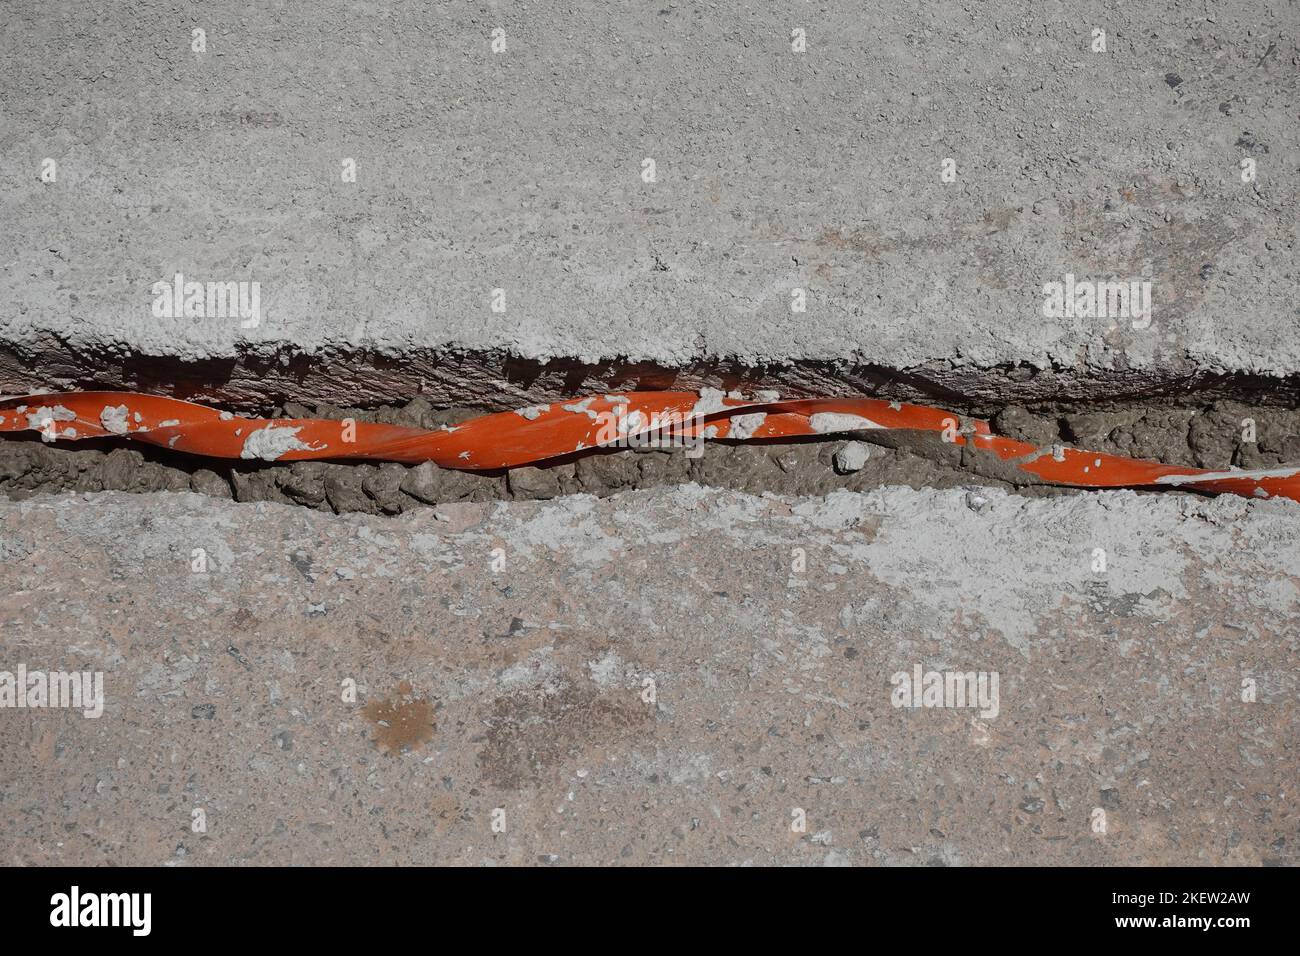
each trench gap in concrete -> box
[3,354,1298,513]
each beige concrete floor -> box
[1,485,1295,865]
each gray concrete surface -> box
[2,1,1298,406]
[2,2,1299,869]
[1,487,1297,865]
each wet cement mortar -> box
[1,394,1298,513]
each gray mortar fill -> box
[0,429,1066,514]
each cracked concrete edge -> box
[1,485,1297,864]
[7,346,1300,417]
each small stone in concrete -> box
[833,441,871,474]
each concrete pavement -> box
[1,487,1296,865]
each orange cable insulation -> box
[1,390,1297,503]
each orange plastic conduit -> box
[2,390,1297,503]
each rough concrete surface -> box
[2,2,1299,869]
[1,1,1298,407]
[1,487,1296,865]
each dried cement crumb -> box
[809,412,882,434]
[514,404,551,421]
[561,397,599,419]
[620,410,646,434]
[833,441,871,473]
[26,405,76,441]
[99,404,130,434]
[728,412,767,440]
[692,388,730,417]
[240,424,321,461]
[1155,464,1300,486]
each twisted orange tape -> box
[2,390,1297,502]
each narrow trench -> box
[3,379,1298,514]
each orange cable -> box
[2,390,1297,503]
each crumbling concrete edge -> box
[5,340,1300,415]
